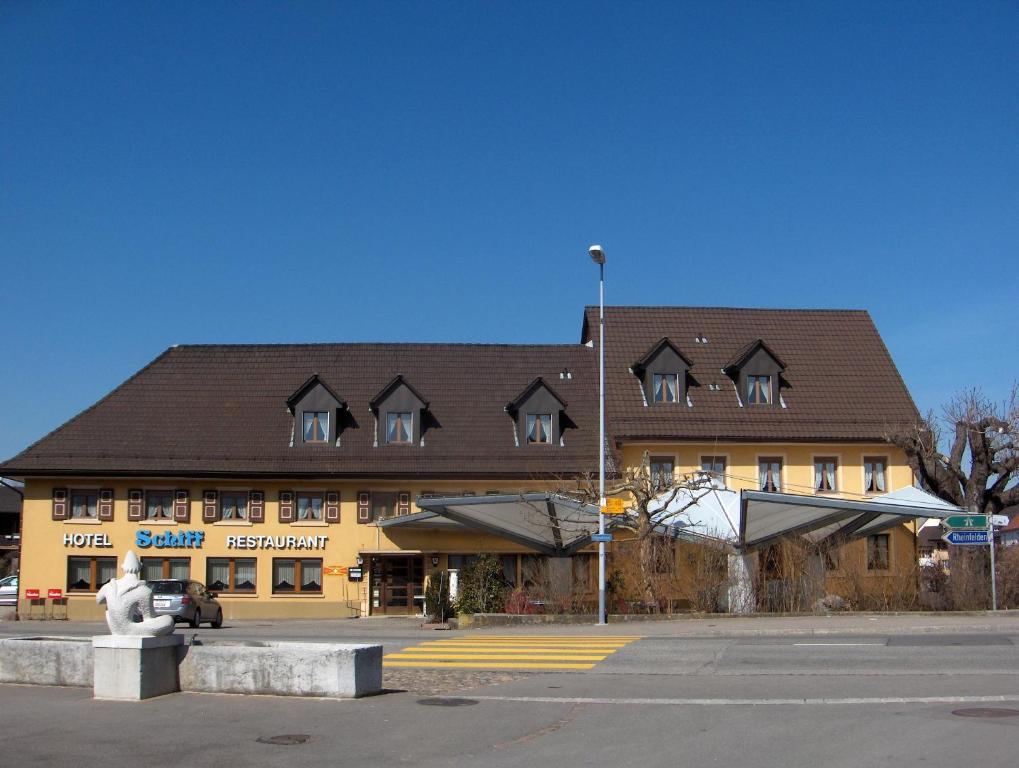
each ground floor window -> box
[141,557,190,581]
[67,556,117,592]
[272,558,322,593]
[207,558,256,593]
[867,534,890,570]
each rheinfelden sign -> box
[942,530,991,546]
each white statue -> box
[96,550,175,636]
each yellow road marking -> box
[383,661,597,670]
[405,643,619,647]
[382,635,641,670]
[385,653,608,661]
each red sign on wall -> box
[47,589,63,600]
[25,589,40,600]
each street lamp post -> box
[588,244,607,626]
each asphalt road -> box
[2,615,1018,767]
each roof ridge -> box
[585,305,871,314]
[168,342,592,350]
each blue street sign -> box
[591,533,613,543]
[942,530,991,546]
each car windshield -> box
[0,575,16,586]
[149,580,186,594]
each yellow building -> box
[1,306,924,620]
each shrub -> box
[454,555,507,615]
[423,569,452,622]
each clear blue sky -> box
[2,1,1017,461]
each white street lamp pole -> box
[589,245,607,625]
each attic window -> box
[526,413,552,444]
[747,376,771,405]
[303,412,329,443]
[387,412,413,444]
[653,373,679,403]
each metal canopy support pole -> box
[597,259,607,626]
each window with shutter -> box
[279,490,295,523]
[173,489,190,523]
[127,489,144,521]
[357,491,371,524]
[202,490,219,522]
[52,488,69,520]
[325,491,340,523]
[98,488,115,521]
[249,491,265,523]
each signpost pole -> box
[983,505,997,611]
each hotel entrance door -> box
[369,555,424,615]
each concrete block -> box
[0,636,93,687]
[178,640,382,698]
[92,634,184,700]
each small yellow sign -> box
[324,565,348,576]
[601,498,627,515]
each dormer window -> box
[287,375,347,448]
[387,412,413,444]
[633,338,692,407]
[303,411,329,443]
[526,413,552,444]
[370,375,429,448]
[653,373,679,403]
[723,339,786,408]
[506,378,567,448]
[747,375,771,405]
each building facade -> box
[0,306,921,620]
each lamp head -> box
[588,245,606,265]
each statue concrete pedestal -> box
[92,635,184,700]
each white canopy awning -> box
[414,493,609,556]
[629,485,962,550]
[411,486,962,555]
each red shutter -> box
[248,490,265,523]
[357,491,371,524]
[97,488,115,521]
[279,490,294,523]
[202,490,219,522]
[52,488,68,520]
[127,489,144,521]
[325,491,340,523]
[172,489,190,522]
[397,491,411,516]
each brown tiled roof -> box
[1,306,919,478]
[581,306,918,443]
[1000,507,1019,533]
[0,344,599,478]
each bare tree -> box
[575,451,714,609]
[887,384,1018,515]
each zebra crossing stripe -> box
[382,635,641,670]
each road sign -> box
[943,530,991,546]
[24,589,39,600]
[601,498,626,515]
[591,533,613,543]
[991,515,1010,527]
[943,514,988,529]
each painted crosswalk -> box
[383,635,642,670]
